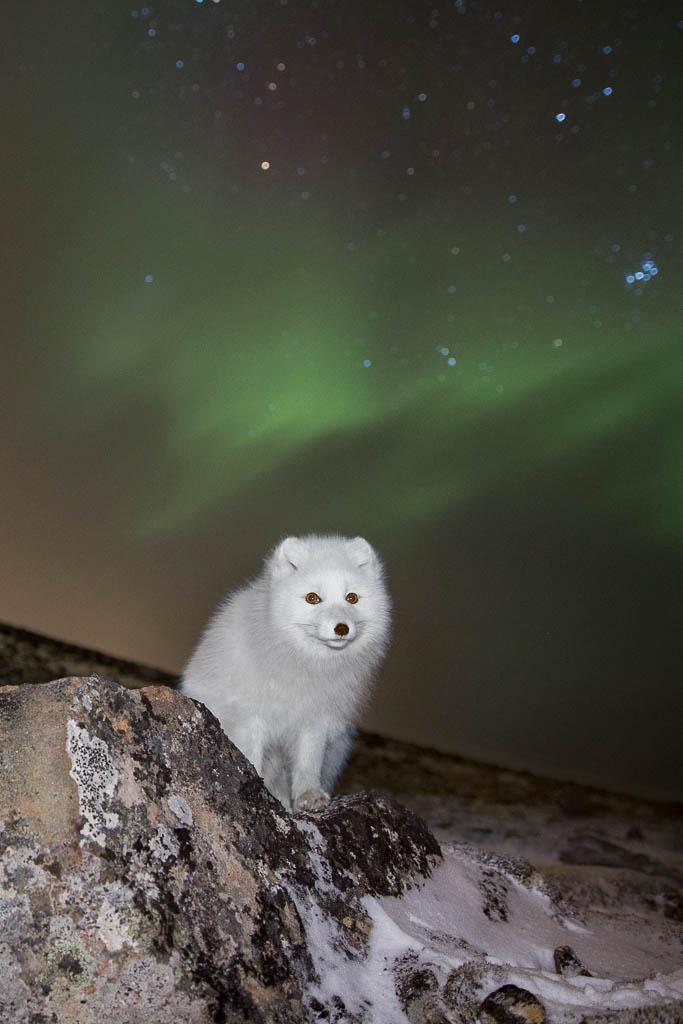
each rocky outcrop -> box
[0,676,440,1024]
[1,636,682,1024]
[0,622,175,689]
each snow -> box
[296,840,683,1022]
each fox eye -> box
[345,592,359,604]
[305,592,321,604]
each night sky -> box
[2,1,682,797]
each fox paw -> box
[293,788,331,813]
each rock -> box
[444,961,502,1023]
[479,983,546,1024]
[0,622,176,689]
[0,676,441,1024]
[554,944,592,978]
[394,953,449,1024]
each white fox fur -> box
[181,534,391,812]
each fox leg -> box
[320,727,354,794]
[262,745,292,810]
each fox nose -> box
[334,622,349,637]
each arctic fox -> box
[181,534,391,812]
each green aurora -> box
[53,189,681,545]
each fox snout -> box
[334,622,350,637]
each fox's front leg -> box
[291,724,332,813]
[230,717,267,777]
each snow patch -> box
[287,838,683,1023]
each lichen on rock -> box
[67,720,120,846]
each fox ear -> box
[346,536,377,570]
[271,536,306,573]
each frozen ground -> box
[295,839,682,1022]
[334,735,683,1021]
